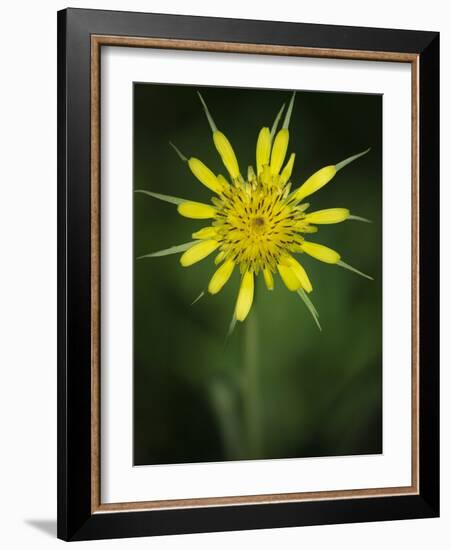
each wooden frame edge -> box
[91,34,101,513]
[91,34,418,62]
[411,55,420,494]
[90,34,420,514]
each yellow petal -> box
[285,256,313,293]
[188,158,223,194]
[235,271,254,322]
[277,263,302,292]
[192,226,218,240]
[214,251,226,265]
[301,224,318,234]
[208,260,235,294]
[280,153,295,185]
[305,208,350,224]
[256,127,271,174]
[180,240,219,267]
[213,131,240,179]
[293,165,337,201]
[270,128,289,175]
[217,174,230,189]
[302,241,341,264]
[263,268,274,290]
[177,201,216,219]
[260,164,272,186]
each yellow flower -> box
[137,92,373,328]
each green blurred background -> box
[133,83,382,466]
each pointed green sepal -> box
[137,241,199,259]
[337,260,373,280]
[135,189,187,205]
[297,288,322,331]
[282,91,296,129]
[226,312,238,340]
[335,148,371,172]
[348,215,372,223]
[197,91,218,132]
[270,103,285,141]
[169,141,188,162]
[191,290,205,305]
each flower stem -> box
[244,310,260,458]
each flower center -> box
[213,183,309,273]
[251,216,266,234]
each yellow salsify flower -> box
[137,92,373,330]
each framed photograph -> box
[57,8,439,541]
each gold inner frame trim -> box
[90,34,420,514]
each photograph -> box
[133,83,383,466]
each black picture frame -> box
[57,7,439,541]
